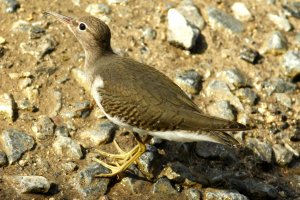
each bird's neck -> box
[83,46,113,72]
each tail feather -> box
[200,131,240,147]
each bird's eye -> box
[79,23,86,31]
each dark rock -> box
[152,177,177,194]
[240,47,261,64]
[3,0,20,13]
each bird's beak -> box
[44,11,76,26]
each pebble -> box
[55,125,70,137]
[107,0,128,5]
[18,98,36,112]
[85,3,110,15]
[11,20,31,32]
[283,2,300,19]
[30,25,46,39]
[203,188,248,200]
[73,163,110,198]
[167,8,199,50]
[3,0,20,13]
[260,31,288,55]
[236,88,258,105]
[273,144,294,166]
[79,121,117,148]
[62,101,92,119]
[24,86,39,103]
[152,177,177,194]
[207,7,244,33]
[50,89,62,117]
[18,77,33,90]
[246,138,273,163]
[177,0,205,30]
[275,93,292,108]
[268,13,292,32]
[5,176,50,194]
[216,68,246,90]
[0,151,8,166]
[231,2,252,21]
[142,27,157,40]
[1,129,35,164]
[185,188,201,200]
[262,78,296,96]
[282,50,300,78]
[175,69,202,94]
[0,36,6,44]
[62,161,78,173]
[20,35,56,59]
[0,93,17,121]
[72,0,80,6]
[207,100,235,121]
[32,115,55,140]
[53,136,83,160]
[121,177,149,194]
[138,145,157,178]
[205,80,244,111]
[240,47,261,64]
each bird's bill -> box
[44,11,75,26]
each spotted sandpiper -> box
[45,11,251,177]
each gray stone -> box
[85,3,110,15]
[246,138,273,163]
[73,163,110,199]
[11,20,31,32]
[30,26,46,39]
[240,47,261,64]
[167,8,199,50]
[53,136,83,160]
[262,78,296,96]
[260,31,288,55]
[236,88,258,105]
[282,50,300,78]
[275,93,292,108]
[120,177,150,194]
[273,144,294,166]
[18,98,37,112]
[231,2,252,21]
[207,7,244,33]
[177,0,205,30]
[20,35,56,59]
[4,175,50,194]
[0,93,17,121]
[79,121,117,148]
[1,129,35,164]
[216,69,246,89]
[62,162,78,173]
[142,27,157,40]
[283,2,300,19]
[0,151,8,166]
[62,101,92,119]
[268,13,292,32]
[175,69,202,94]
[207,100,235,121]
[50,89,62,117]
[18,77,32,90]
[32,115,55,140]
[55,125,70,137]
[152,177,177,194]
[138,145,157,178]
[195,142,237,161]
[203,188,248,200]
[3,0,20,13]
[185,188,201,200]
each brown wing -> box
[94,55,248,132]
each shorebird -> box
[45,11,250,177]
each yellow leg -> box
[93,135,146,177]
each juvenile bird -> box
[45,11,250,177]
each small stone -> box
[53,136,83,160]
[20,35,56,59]
[268,13,292,32]
[240,47,261,64]
[138,145,157,178]
[167,8,199,50]
[73,163,110,198]
[62,162,78,173]
[24,86,39,103]
[282,50,300,78]
[236,88,258,105]
[207,100,235,121]
[290,129,300,142]
[246,138,273,163]
[0,93,17,121]
[231,2,252,21]
[216,69,246,89]
[50,89,62,117]
[142,27,157,40]
[203,188,248,200]
[185,188,201,200]
[1,129,35,164]
[0,36,6,44]
[275,93,292,108]
[30,26,46,39]
[4,175,50,194]
[121,177,150,194]
[79,121,117,148]
[71,68,91,92]
[107,0,128,5]
[207,7,244,33]
[0,151,8,167]
[32,115,55,140]
[18,77,32,90]
[152,177,177,194]
[177,0,205,30]
[260,31,288,55]
[72,0,80,6]
[55,125,70,137]
[273,144,294,166]
[262,78,296,96]
[175,69,202,94]
[283,2,300,19]
[85,3,110,15]
[3,0,20,13]
[11,20,31,32]
[62,101,92,119]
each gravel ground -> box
[0,0,300,199]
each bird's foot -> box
[93,139,146,177]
